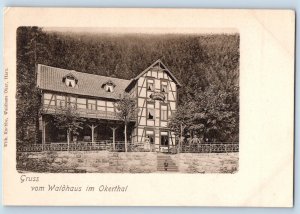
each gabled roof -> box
[37,60,181,99]
[136,59,181,86]
[36,64,130,100]
[125,59,182,91]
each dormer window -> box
[106,85,114,92]
[62,73,78,88]
[102,80,116,93]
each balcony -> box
[42,105,135,121]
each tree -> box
[16,27,56,144]
[17,27,239,144]
[169,84,239,142]
[53,106,86,149]
[115,93,137,152]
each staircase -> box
[157,154,179,172]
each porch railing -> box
[42,105,135,121]
[17,142,239,153]
[17,141,118,152]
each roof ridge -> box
[38,64,131,82]
[130,59,181,87]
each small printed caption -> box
[3,68,9,148]
[20,175,128,192]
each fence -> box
[179,143,239,153]
[17,142,238,153]
[17,141,116,152]
[17,141,151,153]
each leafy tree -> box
[16,27,50,144]
[53,106,86,149]
[169,84,239,142]
[115,93,137,152]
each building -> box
[37,59,181,152]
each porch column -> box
[42,119,48,144]
[110,127,117,150]
[87,124,98,143]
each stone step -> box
[157,156,174,159]
[157,166,178,169]
[157,157,174,159]
[157,168,178,171]
[157,155,174,157]
[157,169,178,172]
[157,167,178,169]
[157,154,179,172]
[157,163,177,167]
[157,160,176,163]
[158,167,178,170]
[157,164,177,166]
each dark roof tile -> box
[37,64,131,100]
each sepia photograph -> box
[3,8,294,207]
[16,27,239,173]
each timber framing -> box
[37,59,180,152]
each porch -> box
[39,115,135,147]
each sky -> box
[43,27,239,35]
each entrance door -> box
[160,131,169,152]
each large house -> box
[37,59,181,152]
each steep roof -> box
[136,59,181,86]
[125,59,182,91]
[37,64,130,100]
[37,60,181,99]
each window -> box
[77,98,87,109]
[107,101,115,112]
[67,97,77,108]
[145,130,154,144]
[97,100,106,111]
[160,131,169,146]
[56,95,66,108]
[147,103,155,120]
[105,85,114,93]
[63,74,78,88]
[102,80,115,93]
[66,78,76,87]
[87,99,96,110]
[147,79,154,91]
[43,93,55,106]
[148,109,154,119]
[161,81,168,93]
[161,105,168,121]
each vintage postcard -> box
[2,8,294,206]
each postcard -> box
[2,8,295,206]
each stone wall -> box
[178,153,239,173]
[17,151,157,173]
[17,151,239,173]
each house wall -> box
[133,64,177,150]
[39,62,178,147]
[42,92,117,114]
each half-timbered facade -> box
[37,59,181,152]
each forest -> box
[16,27,239,143]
